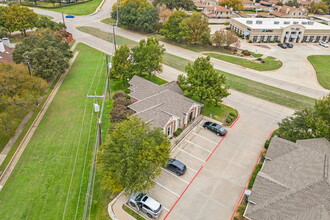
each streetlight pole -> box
[62,12,66,27]
[93,103,102,147]
[106,55,112,99]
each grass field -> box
[0,43,112,219]
[307,55,330,90]
[47,0,103,15]
[76,26,315,109]
[205,53,283,71]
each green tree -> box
[308,1,329,14]
[153,0,195,10]
[179,12,210,44]
[160,10,188,41]
[111,45,133,84]
[178,56,230,105]
[0,62,47,145]
[212,29,239,48]
[131,37,165,76]
[2,5,38,36]
[219,0,243,11]
[278,94,330,141]
[0,27,9,38]
[0,6,8,26]
[285,0,300,8]
[36,16,65,31]
[97,116,170,193]
[136,4,159,33]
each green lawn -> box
[0,43,112,219]
[202,103,238,122]
[307,55,330,89]
[101,17,116,25]
[205,53,283,71]
[123,205,146,220]
[76,26,315,109]
[47,0,103,15]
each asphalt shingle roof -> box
[245,137,330,220]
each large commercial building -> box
[230,18,330,43]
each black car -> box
[285,43,293,48]
[278,43,288,49]
[167,159,186,176]
[203,122,227,136]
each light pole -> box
[26,55,32,76]
[62,12,66,27]
[106,56,112,99]
[93,103,102,146]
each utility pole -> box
[106,55,112,98]
[93,103,102,146]
[26,55,31,75]
[113,2,120,50]
[62,12,66,27]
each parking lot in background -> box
[142,117,225,219]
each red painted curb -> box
[164,115,241,220]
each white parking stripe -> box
[155,182,180,197]
[187,166,198,173]
[185,140,212,153]
[179,149,206,163]
[192,132,218,144]
[163,206,170,212]
[161,168,189,184]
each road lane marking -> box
[161,168,189,184]
[155,182,180,197]
[185,140,212,153]
[179,149,206,163]
[192,132,218,144]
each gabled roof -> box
[237,11,250,18]
[205,5,232,12]
[257,12,274,18]
[244,137,330,220]
[128,76,202,128]
[270,10,289,17]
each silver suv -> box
[128,192,163,218]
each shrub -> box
[257,57,262,61]
[226,115,234,123]
[222,22,230,25]
[236,204,247,217]
[248,40,252,43]
[264,139,270,149]
[241,50,251,56]
[229,112,237,117]
[248,163,262,189]
[260,60,265,63]
[114,96,132,107]
[110,104,134,123]
[173,128,183,137]
[113,91,126,100]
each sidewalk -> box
[109,192,135,220]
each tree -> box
[131,37,165,76]
[308,2,329,14]
[278,94,330,141]
[111,45,133,85]
[0,27,9,38]
[97,116,170,193]
[136,4,159,33]
[0,62,47,144]
[2,5,38,36]
[178,56,230,105]
[153,0,195,10]
[160,10,188,41]
[212,29,240,48]
[285,0,300,8]
[219,0,243,11]
[179,12,210,44]
[36,16,65,31]
[157,4,173,23]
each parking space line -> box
[185,140,212,153]
[155,182,180,197]
[179,149,206,163]
[161,168,189,184]
[187,167,198,173]
[192,132,218,144]
[163,206,169,212]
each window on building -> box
[167,126,171,135]
[322,36,327,42]
[267,36,272,42]
[253,36,258,42]
[256,20,263,24]
[274,21,279,24]
[302,36,307,42]
[316,36,321,42]
[309,36,314,42]
[284,21,290,24]
[260,36,265,42]
[274,36,279,42]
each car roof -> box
[142,195,161,211]
[170,159,185,170]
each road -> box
[32,3,329,99]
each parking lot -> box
[143,117,225,219]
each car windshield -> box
[219,127,226,132]
[136,193,144,201]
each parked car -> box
[128,193,163,218]
[285,43,294,48]
[278,43,288,49]
[65,15,75,18]
[167,159,186,176]
[319,41,329,48]
[203,122,227,136]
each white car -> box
[128,193,163,218]
[319,41,329,48]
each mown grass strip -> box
[205,53,283,71]
[307,55,330,90]
[122,204,146,220]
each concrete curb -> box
[108,190,125,220]
[91,0,107,16]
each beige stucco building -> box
[230,18,330,43]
